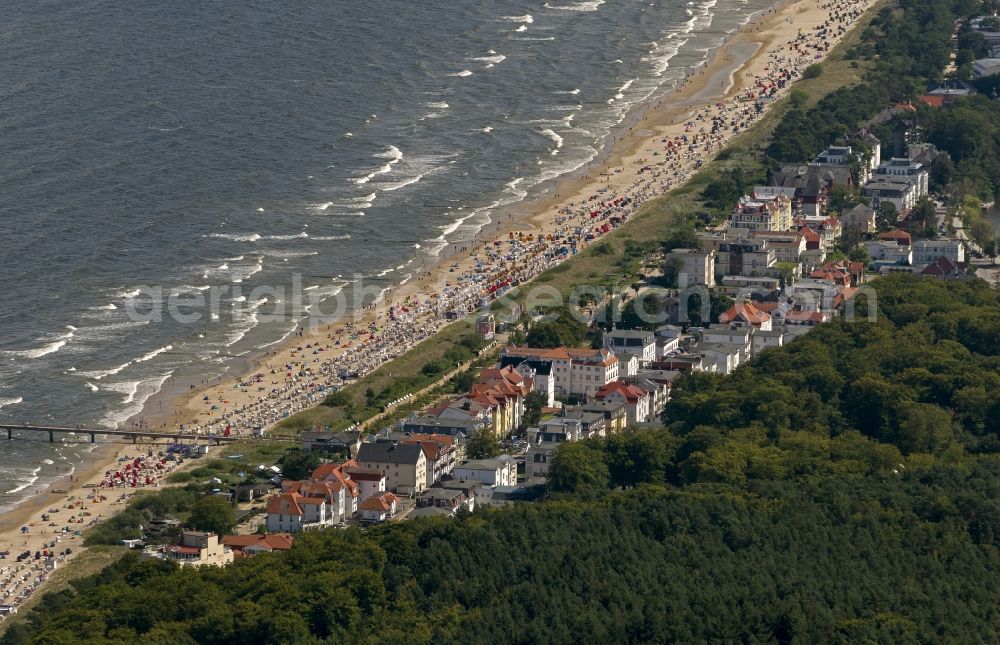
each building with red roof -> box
[358,492,399,524]
[222,533,295,557]
[594,381,652,425]
[265,490,329,533]
[718,302,773,330]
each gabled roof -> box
[594,380,648,404]
[798,226,822,243]
[921,256,958,275]
[878,229,912,245]
[357,442,425,466]
[266,491,305,516]
[222,533,295,552]
[358,492,399,513]
[719,302,771,326]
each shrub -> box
[803,64,823,79]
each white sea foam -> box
[0,397,23,411]
[425,101,450,109]
[98,372,172,429]
[4,331,73,359]
[102,380,141,404]
[85,382,99,392]
[545,0,605,10]
[515,25,528,32]
[479,126,494,133]
[471,54,506,64]
[540,128,564,155]
[448,70,474,77]
[503,14,534,23]
[317,193,376,211]
[383,174,426,191]
[556,88,581,95]
[6,467,41,494]
[93,303,118,311]
[309,234,352,241]
[78,362,131,380]
[209,232,263,242]
[116,288,142,299]
[135,344,173,363]
[353,146,403,184]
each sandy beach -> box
[147,0,870,437]
[1,0,873,619]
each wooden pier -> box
[0,424,236,445]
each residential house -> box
[729,194,794,232]
[912,239,964,266]
[499,346,619,399]
[840,204,876,233]
[300,430,362,456]
[751,329,785,356]
[578,399,629,433]
[878,229,912,246]
[309,461,361,516]
[920,256,969,279]
[718,275,784,299]
[593,381,652,425]
[161,531,233,568]
[751,230,806,265]
[453,457,517,487]
[654,325,682,360]
[698,343,743,375]
[557,409,609,437]
[861,179,920,215]
[874,157,929,198]
[865,241,913,267]
[283,479,349,524]
[718,302,773,331]
[358,493,399,524]
[400,415,485,440]
[401,434,461,488]
[222,533,295,557]
[715,237,777,277]
[528,417,584,444]
[476,484,542,507]
[265,491,329,533]
[526,444,558,479]
[603,327,656,364]
[356,442,428,495]
[701,324,753,362]
[668,248,716,287]
[416,488,474,514]
[769,164,854,216]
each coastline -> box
[1,0,875,621]
[130,1,782,433]
[154,0,862,435]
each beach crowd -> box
[163,0,871,439]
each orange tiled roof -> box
[222,533,295,552]
[359,492,399,512]
[595,380,648,404]
[266,491,304,516]
[719,302,771,326]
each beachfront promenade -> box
[0,423,237,445]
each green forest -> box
[8,279,1000,644]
